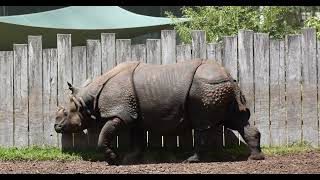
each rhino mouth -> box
[54,123,83,134]
[54,123,64,133]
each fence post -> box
[116,39,131,64]
[270,40,286,146]
[28,36,44,147]
[206,43,216,62]
[0,51,14,147]
[286,34,302,145]
[43,48,59,147]
[13,44,29,147]
[72,46,88,151]
[238,30,255,126]
[132,44,146,63]
[192,30,206,59]
[301,28,318,147]
[253,33,270,146]
[57,34,73,151]
[223,35,239,147]
[177,44,191,62]
[101,33,116,73]
[86,40,102,150]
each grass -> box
[0,146,82,161]
[0,142,319,162]
[261,142,319,156]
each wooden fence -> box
[0,29,319,152]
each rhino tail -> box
[233,80,247,112]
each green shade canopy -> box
[0,6,188,50]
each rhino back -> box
[133,60,202,133]
[194,60,233,83]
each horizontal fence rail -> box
[0,28,319,152]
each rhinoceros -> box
[54,59,264,165]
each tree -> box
[166,6,302,44]
[304,16,320,38]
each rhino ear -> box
[81,78,92,88]
[67,81,79,95]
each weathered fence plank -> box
[86,40,102,150]
[161,30,176,64]
[132,44,146,63]
[270,40,286,146]
[318,40,320,147]
[192,30,206,59]
[57,34,73,150]
[101,33,116,73]
[223,36,238,79]
[0,51,14,147]
[87,40,102,78]
[72,46,88,151]
[116,39,131,64]
[177,44,191,62]
[13,45,28,147]
[43,48,58,147]
[238,30,255,126]
[301,28,318,147]
[28,36,43,146]
[286,34,302,145]
[223,36,240,147]
[254,33,270,146]
[215,43,223,65]
[206,43,216,61]
[146,39,162,150]
[161,30,178,150]
[146,39,161,65]
[72,46,87,91]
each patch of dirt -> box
[1,151,320,174]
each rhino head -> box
[54,82,88,134]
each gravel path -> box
[1,151,320,174]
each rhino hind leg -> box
[97,117,125,166]
[122,128,146,165]
[183,128,210,163]
[238,124,265,160]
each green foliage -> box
[166,6,302,44]
[0,146,81,161]
[260,6,301,38]
[304,16,320,39]
[262,141,318,155]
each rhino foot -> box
[105,151,120,166]
[183,153,201,163]
[122,151,143,165]
[248,153,265,160]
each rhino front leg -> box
[98,117,124,165]
[238,124,265,160]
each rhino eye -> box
[64,111,68,116]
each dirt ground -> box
[1,151,320,174]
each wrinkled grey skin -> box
[54,59,264,165]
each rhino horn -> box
[70,95,82,111]
[67,81,79,95]
[56,105,64,112]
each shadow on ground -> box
[63,144,251,164]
